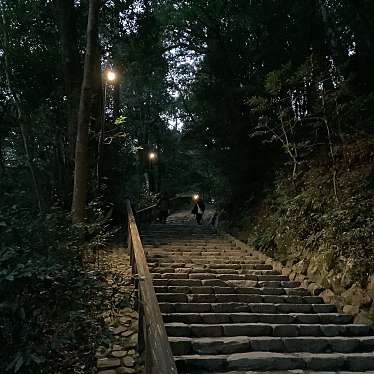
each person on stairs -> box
[157,193,169,224]
[191,195,205,225]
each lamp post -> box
[148,151,158,192]
[97,69,117,190]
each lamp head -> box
[149,152,157,160]
[106,70,116,82]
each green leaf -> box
[114,115,127,125]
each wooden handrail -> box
[126,199,178,374]
[136,203,158,215]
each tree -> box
[71,0,101,223]
[54,0,82,203]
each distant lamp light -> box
[149,152,157,160]
[193,194,199,201]
[106,70,116,82]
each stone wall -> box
[226,233,374,326]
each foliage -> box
[0,171,116,373]
[245,139,374,284]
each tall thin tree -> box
[71,0,100,223]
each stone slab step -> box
[154,286,310,296]
[145,245,239,251]
[156,293,322,304]
[151,268,283,277]
[147,257,265,265]
[149,264,271,271]
[152,274,296,286]
[147,251,247,258]
[160,302,337,314]
[162,313,353,325]
[156,262,265,268]
[169,336,374,355]
[165,322,372,338]
[149,263,266,269]
[175,352,374,371]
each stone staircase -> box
[140,223,374,373]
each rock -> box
[327,272,344,293]
[98,370,116,374]
[121,330,134,337]
[272,262,282,273]
[116,368,135,374]
[96,346,111,358]
[112,344,123,351]
[97,358,121,369]
[124,333,138,348]
[341,283,371,308]
[295,274,306,283]
[319,289,336,304]
[111,326,127,335]
[343,304,360,316]
[128,311,138,318]
[112,351,127,358]
[354,311,374,326]
[281,267,292,277]
[122,356,135,367]
[307,282,325,296]
[120,307,133,314]
[120,316,132,324]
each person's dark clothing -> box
[158,197,169,223]
[191,200,205,225]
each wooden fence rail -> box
[126,199,178,374]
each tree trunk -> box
[54,0,81,161]
[54,0,82,205]
[71,0,100,223]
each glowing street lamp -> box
[149,152,157,161]
[97,68,118,189]
[106,70,116,82]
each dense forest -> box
[1,0,374,372]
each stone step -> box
[145,243,237,247]
[165,322,372,338]
[154,286,310,296]
[153,278,300,289]
[152,274,297,286]
[147,257,267,265]
[150,268,282,277]
[169,336,374,355]
[159,302,337,314]
[156,293,322,304]
[147,251,247,257]
[163,313,353,325]
[175,352,374,372]
[142,239,228,244]
[148,262,270,269]
[151,269,283,278]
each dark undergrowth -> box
[0,174,118,374]
[229,137,374,286]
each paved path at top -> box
[140,212,374,373]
